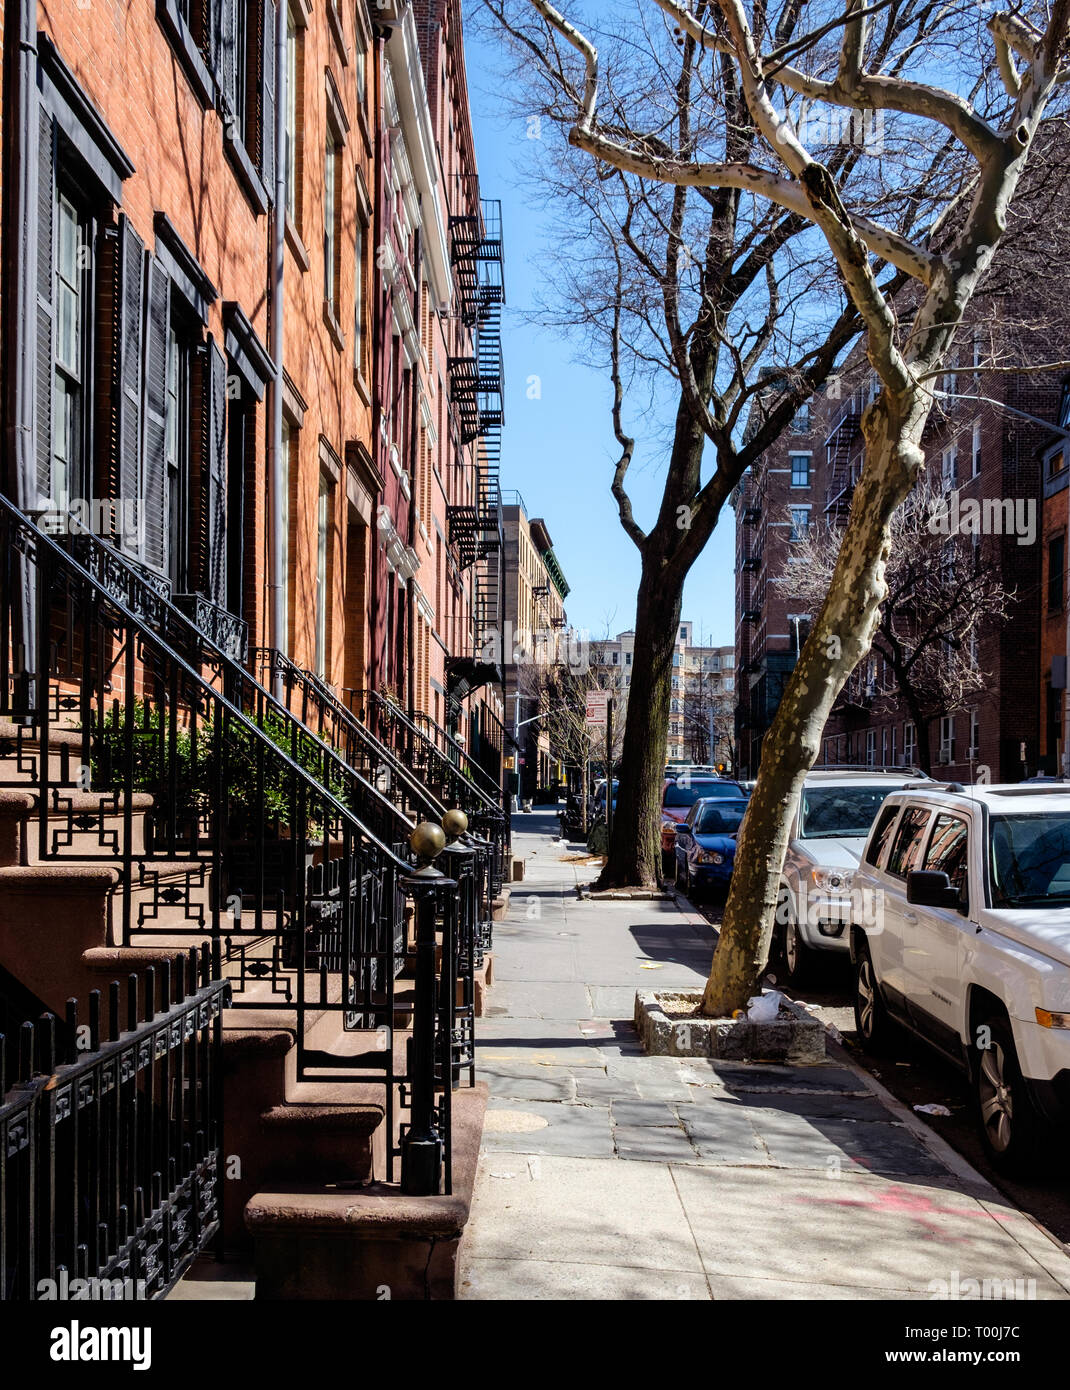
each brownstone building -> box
[0,0,514,1300]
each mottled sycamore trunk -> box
[703,398,926,1015]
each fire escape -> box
[446,199,507,708]
[824,405,863,518]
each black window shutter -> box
[219,0,238,131]
[261,0,276,195]
[35,113,56,508]
[206,338,228,605]
[142,258,171,574]
[116,215,146,556]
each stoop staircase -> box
[0,497,491,1299]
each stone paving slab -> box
[486,980,593,1020]
[480,1063,578,1103]
[461,1153,705,1274]
[671,1164,1070,1294]
[482,1100,616,1158]
[614,1125,699,1163]
[460,1258,711,1301]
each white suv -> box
[776,769,921,984]
[851,782,1070,1174]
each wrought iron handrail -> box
[252,648,448,827]
[352,688,501,815]
[63,533,416,857]
[0,951,229,1301]
[0,494,474,1193]
[411,709,501,803]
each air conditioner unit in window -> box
[967,746,980,760]
[938,744,953,764]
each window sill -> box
[323,301,346,353]
[355,97,373,160]
[285,214,310,272]
[353,366,371,407]
[224,128,269,217]
[156,0,215,107]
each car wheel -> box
[775,894,813,987]
[853,939,895,1053]
[974,1016,1052,1176]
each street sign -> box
[585,691,608,728]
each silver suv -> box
[775,768,925,984]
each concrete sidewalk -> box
[458,810,1070,1300]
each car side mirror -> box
[676,826,691,839]
[906,870,961,910]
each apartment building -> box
[734,359,1061,782]
[0,0,513,1301]
[501,491,569,798]
[593,624,735,768]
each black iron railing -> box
[351,688,508,899]
[0,953,229,1301]
[0,496,472,1190]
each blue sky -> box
[464,25,738,649]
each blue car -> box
[674,797,749,897]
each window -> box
[52,191,90,506]
[969,708,980,759]
[791,403,810,435]
[790,454,811,487]
[789,505,811,541]
[280,417,293,653]
[1051,448,1068,478]
[939,715,955,765]
[941,443,957,489]
[887,807,932,878]
[924,815,969,900]
[611,651,619,665]
[219,0,277,209]
[866,804,901,867]
[1049,533,1065,612]
[354,217,366,373]
[724,677,734,692]
[972,419,981,477]
[866,729,876,767]
[285,5,303,228]
[315,471,333,678]
[324,134,340,315]
[904,721,916,767]
[625,652,632,666]
[163,311,196,590]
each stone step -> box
[245,1082,489,1299]
[0,787,154,866]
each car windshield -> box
[798,785,895,839]
[989,813,1070,907]
[664,780,738,808]
[695,802,747,835]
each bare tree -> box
[479,0,968,890]
[788,482,1013,774]
[517,634,625,828]
[509,0,1070,1012]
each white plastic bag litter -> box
[746,989,782,1023]
[913,1103,951,1117]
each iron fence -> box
[0,954,229,1301]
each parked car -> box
[777,769,922,984]
[661,775,748,875]
[590,779,619,819]
[673,797,749,897]
[851,781,1070,1173]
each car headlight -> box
[812,868,853,894]
[697,850,725,865]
